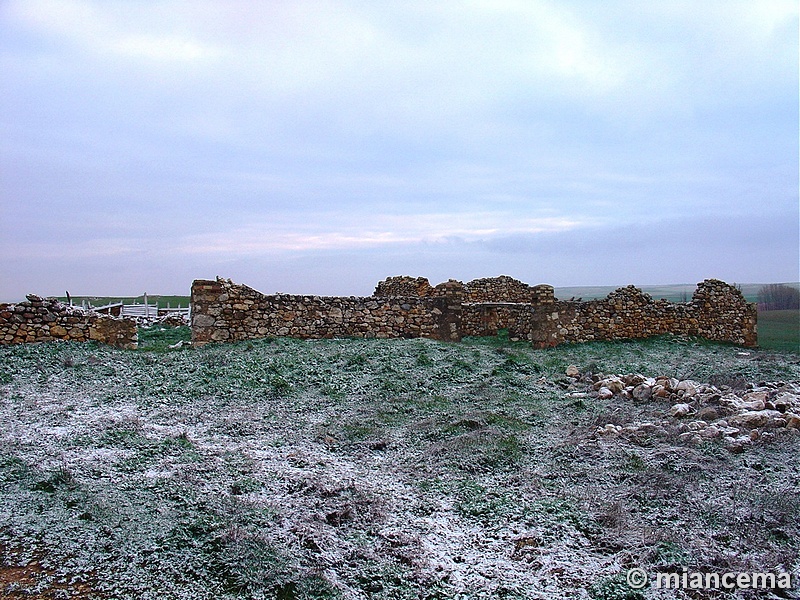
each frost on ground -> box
[0,331,799,599]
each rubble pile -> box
[564,365,800,452]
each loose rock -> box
[670,403,692,417]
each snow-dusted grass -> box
[1,332,799,599]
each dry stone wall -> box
[191,278,462,345]
[0,295,138,349]
[192,276,757,348]
[373,276,466,299]
[374,275,554,304]
[464,276,554,304]
[462,280,757,347]
[373,276,434,298]
[553,280,756,347]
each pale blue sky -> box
[1,0,797,300]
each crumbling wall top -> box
[373,276,434,298]
[375,275,555,304]
[692,279,748,307]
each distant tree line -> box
[758,283,800,311]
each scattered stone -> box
[597,424,623,436]
[678,432,702,445]
[568,367,797,452]
[597,387,614,400]
[774,393,799,413]
[738,398,765,411]
[697,407,719,421]
[624,373,647,386]
[726,436,752,453]
[675,380,699,397]
[742,390,768,403]
[670,403,692,417]
[565,365,580,378]
[632,384,652,401]
[728,410,783,429]
[655,377,678,392]
[653,385,671,398]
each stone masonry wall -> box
[461,280,757,348]
[0,295,138,349]
[191,278,462,345]
[192,277,757,348]
[373,276,434,298]
[375,275,554,304]
[373,276,467,299]
[463,276,555,304]
[554,280,756,347]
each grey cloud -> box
[0,1,796,300]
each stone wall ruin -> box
[191,276,757,348]
[0,295,138,349]
[191,278,462,345]
[461,281,757,347]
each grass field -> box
[758,310,800,353]
[1,332,799,598]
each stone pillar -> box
[530,284,555,304]
[479,305,499,336]
[527,305,562,349]
[430,280,464,342]
[190,279,225,346]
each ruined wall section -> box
[686,279,757,347]
[536,287,688,347]
[373,276,434,298]
[463,276,554,304]
[375,275,554,304]
[192,277,756,348]
[460,283,555,339]
[191,278,462,345]
[460,303,557,346]
[485,280,756,348]
[0,295,138,349]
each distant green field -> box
[757,309,800,352]
[555,282,799,304]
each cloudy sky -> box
[1,0,797,300]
